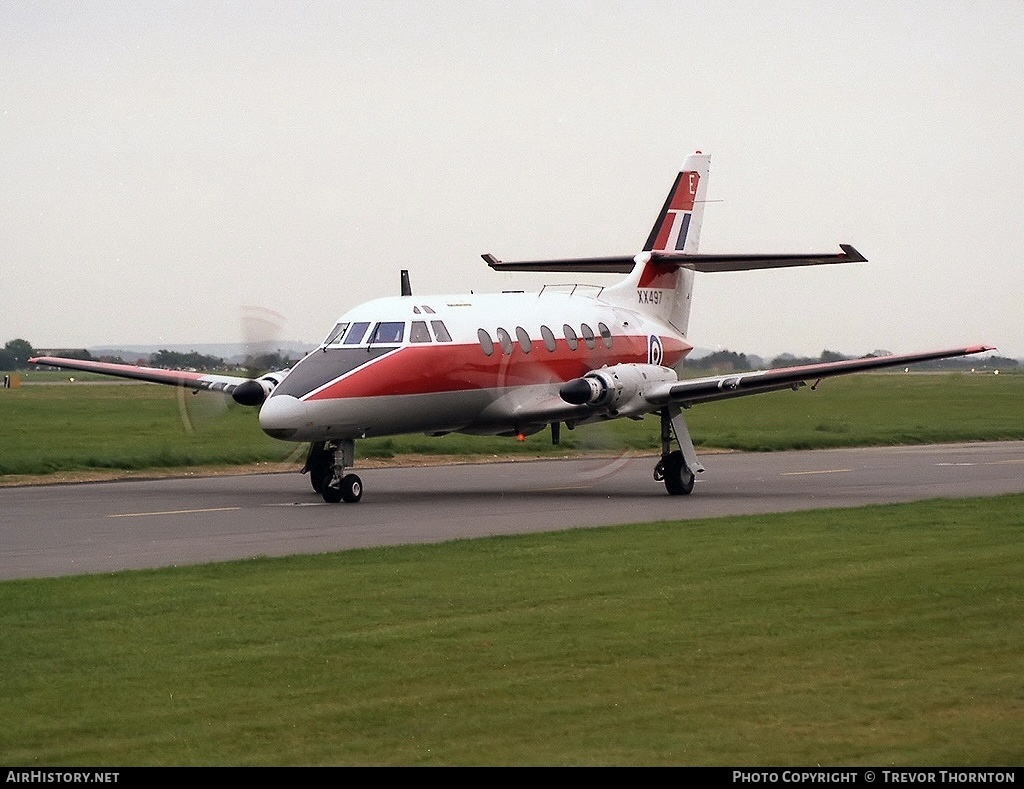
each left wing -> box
[29,356,285,406]
[480,345,995,431]
[645,345,996,407]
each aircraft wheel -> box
[322,470,343,503]
[662,450,695,496]
[306,442,332,494]
[340,474,363,504]
[310,463,326,494]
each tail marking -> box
[646,170,701,252]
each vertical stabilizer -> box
[604,152,711,335]
[644,152,710,254]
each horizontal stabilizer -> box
[482,253,636,274]
[657,244,866,272]
[483,245,866,275]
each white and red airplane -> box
[31,152,993,503]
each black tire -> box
[341,474,363,504]
[662,450,695,496]
[306,442,332,494]
[321,469,343,503]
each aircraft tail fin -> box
[484,150,867,348]
[602,152,711,334]
[643,152,710,254]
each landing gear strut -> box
[653,406,704,496]
[304,439,363,503]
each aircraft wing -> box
[29,356,279,405]
[646,345,996,408]
[483,245,865,274]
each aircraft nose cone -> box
[259,394,308,439]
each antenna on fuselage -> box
[400,270,412,297]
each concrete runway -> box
[2,441,1023,580]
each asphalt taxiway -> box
[2,441,1023,580]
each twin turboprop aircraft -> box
[31,153,992,503]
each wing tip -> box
[839,244,867,263]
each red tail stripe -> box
[669,171,699,211]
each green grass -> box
[1,494,1021,766]
[687,372,1024,451]
[2,372,1023,477]
[0,383,301,475]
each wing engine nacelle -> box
[559,364,678,417]
[231,371,289,407]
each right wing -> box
[29,356,286,406]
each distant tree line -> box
[148,349,298,373]
[0,339,37,370]
[148,349,227,371]
[1,337,301,374]
[687,349,1018,372]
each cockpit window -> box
[431,320,452,342]
[343,321,370,345]
[323,322,349,345]
[371,321,405,344]
[410,321,431,343]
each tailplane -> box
[483,150,863,338]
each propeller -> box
[174,305,308,470]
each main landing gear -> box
[303,439,363,503]
[653,406,705,496]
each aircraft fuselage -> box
[258,289,692,442]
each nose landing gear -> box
[303,439,363,503]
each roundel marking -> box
[648,335,663,365]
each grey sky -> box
[3,1,1022,358]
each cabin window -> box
[478,328,494,356]
[563,324,578,351]
[410,321,431,343]
[431,321,452,342]
[343,321,370,345]
[323,322,348,346]
[581,323,596,350]
[371,321,405,344]
[540,325,557,352]
[598,322,613,349]
[496,327,513,355]
[516,326,532,354]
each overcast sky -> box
[3,1,1022,359]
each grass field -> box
[2,371,1022,765]
[1,494,1021,766]
[2,371,1022,478]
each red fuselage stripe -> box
[305,335,690,400]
